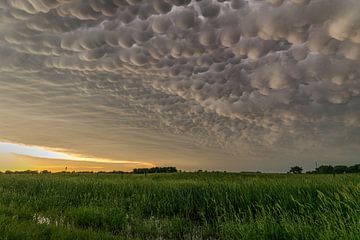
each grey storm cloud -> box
[0,0,360,171]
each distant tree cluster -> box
[289,164,360,174]
[0,167,178,175]
[288,166,303,174]
[132,167,177,174]
[97,170,127,174]
[310,164,360,174]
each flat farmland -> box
[0,173,358,240]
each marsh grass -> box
[0,173,358,239]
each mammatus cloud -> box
[0,0,359,171]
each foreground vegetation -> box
[0,173,358,239]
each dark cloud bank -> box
[0,0,359,171]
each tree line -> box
[0,167,178,175]
[132,167,177,174]
[289,164,360,174]
[1,164,359,175]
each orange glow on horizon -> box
[0,154,154,172]
[0,141,154,172]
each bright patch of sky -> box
[0,141,151,166]
[0,141,70,159]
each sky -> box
[0,142,153,171]
[0,0,359,172]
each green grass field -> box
[0,173,358,240]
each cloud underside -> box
[0,0,359,171]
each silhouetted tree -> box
[289,166,303,174]
[133,167,177,174]
[309,164,360,174]
[348,164,360,173]
[333,165,348,174]
[315,165,334,174]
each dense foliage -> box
[132,167,177,174]
[288,166,303,174]
[0,173,358,239]
[311,164,360,174]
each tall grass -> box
[0,173,358,239]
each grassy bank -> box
[0,173,358,239]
